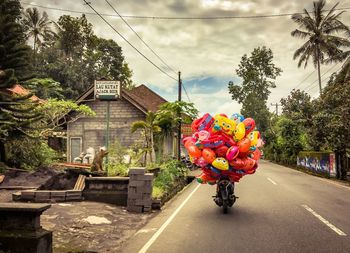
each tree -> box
[228,46,282,134]
[21,8,56,56]
[280,89,314,127]
[131,111,161,164]
[291,0,350,94]
[316,78,350,178]
[34,14,134,98]
[35,99,95,137]
[0,0,42,162]
[23,78,63,99]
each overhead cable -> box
[82,0,177,81]
[104,0,177,75]
[21,2,350,20]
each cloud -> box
[26,0,349,114]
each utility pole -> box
[271,103,281,115]
[177,71,182,161]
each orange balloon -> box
[187,145,202,158]
[184,139,196,149]
[238,138,251,153]
[202,148,216,163]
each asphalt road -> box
[122,160,350,253]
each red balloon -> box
[238,138,251,153]
[216,146,229,157]
[243,158,256,170]
[251,149,261,161]
[229,158,245,169]
[243,118,256,135]
[187,145,202,158]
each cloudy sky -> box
[21,0,350,115]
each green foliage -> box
[33,14,134,98]
[156,101,198,132]
[35,99,95,137]
[291,0,350,91]
[152,185,164,199]
[152,159,188,198]
[229,46,281,135]
[21,7,57,54]
[23,77,63,99]
[263,115,307,165]
[107,163,129,177]
[107,140,146,176]
[6,137,57,170]
[0,0,42,144]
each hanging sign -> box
[94,80,120,100]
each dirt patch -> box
[41,201,156,253]
[1,166,60,187]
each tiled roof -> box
[123,84,167,112]
[76,84,167,114]
[7,84,42,102]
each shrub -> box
[107,163,129,177]
[6,138,58,170]
[152,159,188,198]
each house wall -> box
[67,98,145,162]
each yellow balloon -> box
[249,131,260,146]
[234,122,246,141]
[212,157,229,171]
[212,115,236,135]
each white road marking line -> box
[267,177,277,185]
[302,204,347,236]
[138,184,201,253]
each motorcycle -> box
[213,175,238,213]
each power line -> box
[21,2,350,20]
[82,0,177,82]
[305,64,342,93]
[104,0,177,75]
[182,83,191,103]
[292,69,316,90]
[304,63,341,93]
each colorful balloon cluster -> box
[183,113,263,185]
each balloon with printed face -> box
[243,118,256,135]
[212,114,236,135]
[212,157,229,171]
[202,148,216,163]
[216,145,229,157]
[234,122,246,141]
[237,138,251,153]
[248,131,260,147]
[196,130,210,142]
[187,145,202,158]
[230,113,245,125]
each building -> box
[66,84,173,162]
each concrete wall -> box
[67,98,145,162]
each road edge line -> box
[138,184,201,253]
[301,204,347,236]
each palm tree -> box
[291,0,350,94]
[131,111,161,164]
[21,8,56,56]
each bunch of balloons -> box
[183,113,263,185]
